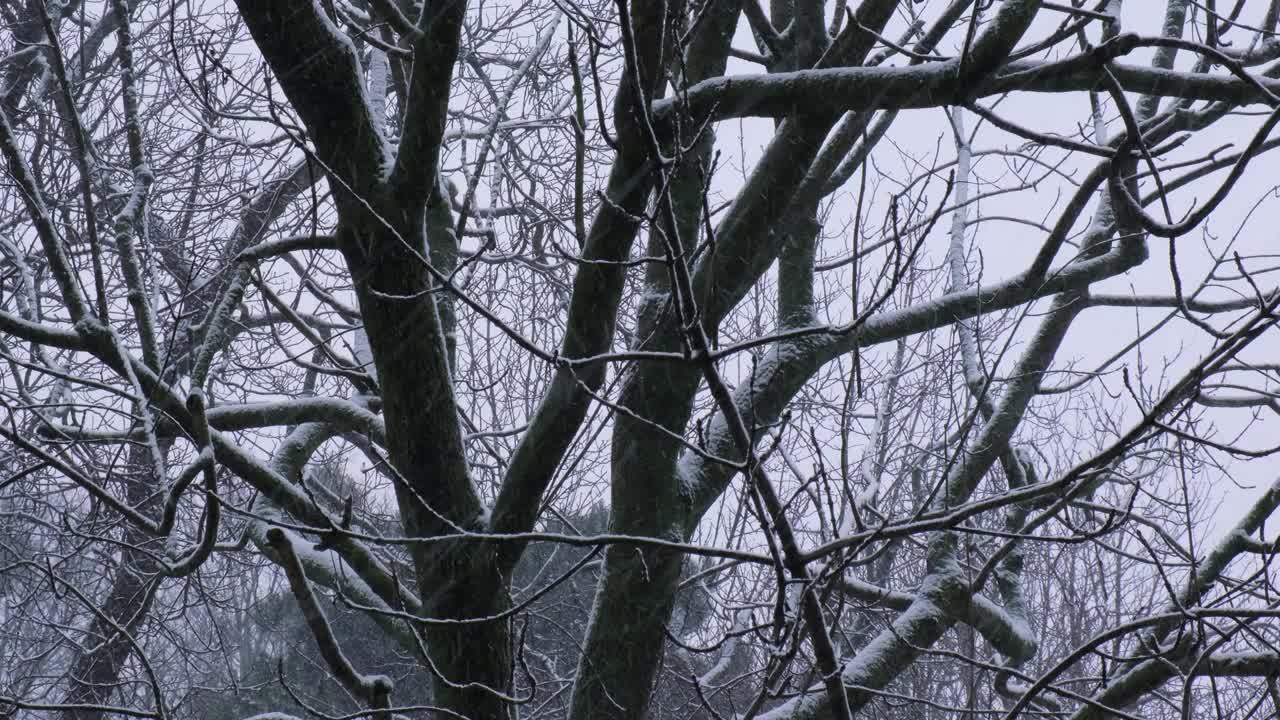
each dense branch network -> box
[1,1,1279,720]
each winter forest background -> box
[2,0,1280,718]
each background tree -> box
[2,1,1280,719]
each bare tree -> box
[2,1,1280,719]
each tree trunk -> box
[61,444,163,720]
